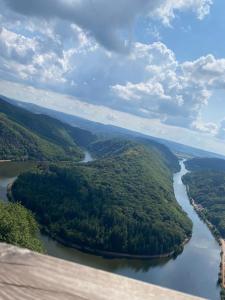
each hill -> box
[0,98,96,161]
[185,157,225,172]
[135,138,180,173]
[183,171,225,238]
[5,96,225,160]
[89,138,180,173]
[11,140,192,257]
[183,157,225,240]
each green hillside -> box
[132,138,180,173]
[185,157,225,172]
[184,157,225,240]
[183,170,225,238]
[12,140,192,256]
[0,98,96,161]
[0,113,69,161]
[0,202,43,252]
[90,138,180,173]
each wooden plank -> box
[0,243,204,300]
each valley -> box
[0,98,223,299]
[0,159,221,299]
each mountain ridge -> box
[3,95,224,160]
[0,97,96,161]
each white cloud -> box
[1,0,213,52]
[182,55,225,88]
[191,119,218,135]
[0,27,37,64]
[0,25,94,85]
[151,0,213,25]
[111,44,225,132]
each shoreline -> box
[5,159,190,260]
[185,184,221,241]
[184,182,224,293]
[41,229,190,260]
[220,239,225,289]
[7,179,190,260]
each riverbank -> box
[184,182,223,296]
[221,240,225,299]
[8,177,190,260]
[185,183,220,239]
[40,227,191,260]
[221,239,225,288]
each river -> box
[0,159,221,299]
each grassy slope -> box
[12,140,192,256]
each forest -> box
[185,157,225,172]
[0,98,96,161]
[0,201,43,252]
[11,140,192,256]
[183,170,225,238]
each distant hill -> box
[185,157,225,172]
[12,139,192,257]
[0,97,96,161]
[90,138,180,173]
[4,96,224,160]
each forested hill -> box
[185,157,225,172]
[12,140,192,256]
[183,171,225,238]
[89,138,180,173]
[183,157,225,239]
[0,98,96,161]
[135,138,180,173]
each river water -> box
[0,159,221,299]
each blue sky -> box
[156,0,225,61]
[0,0,225,155]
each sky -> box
[0,0,225,155]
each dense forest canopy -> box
[0,98,96,161]
[12,140,192,256]
[185,157,225,172]
[88,134,180,173]
[0,202,43,252]
[183,170,225,238]
[132,138,180,173]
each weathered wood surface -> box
[0,243,204,300]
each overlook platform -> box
[0,243,204,300]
